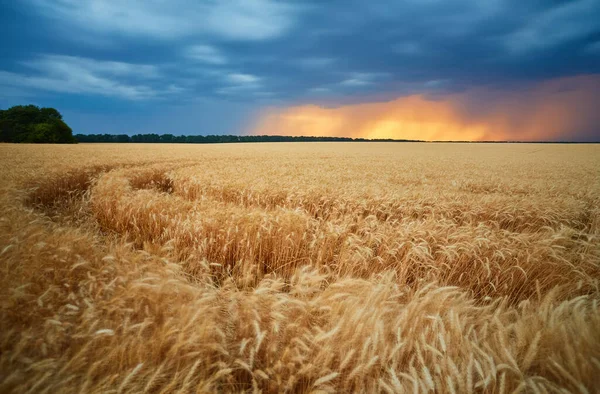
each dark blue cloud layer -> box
[1,0,599,135]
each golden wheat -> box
[1,142,599,393]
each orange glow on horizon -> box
[249,75,600,141]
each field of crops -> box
[1,142,599,393]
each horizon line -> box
[72,133,600,144]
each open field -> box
[1,142,599,393]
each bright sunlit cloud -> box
[250,75,600,142]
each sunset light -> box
[251,75,600,141]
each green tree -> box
[50,119,76,143]
[28,123,59,143]
[0,105,75,143]
[40,107,62,120]
[160,134,175,143]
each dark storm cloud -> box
[0,0,599,135]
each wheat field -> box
[1,142,599,393]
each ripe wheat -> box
[0,142,599,393]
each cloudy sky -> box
[1,0,600,140]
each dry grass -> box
[1,142,599,393]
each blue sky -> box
[1,0,600,138]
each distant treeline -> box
[74,134,419,143]
[72,133,599,144]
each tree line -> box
[73,134,418,143]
